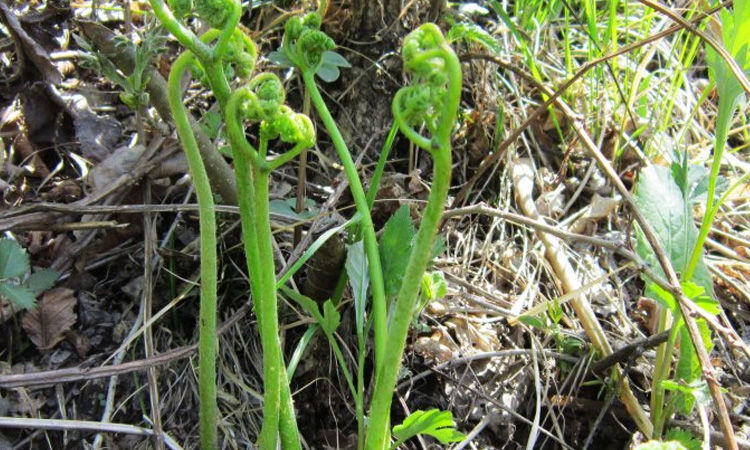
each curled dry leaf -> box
[22,287,76,351]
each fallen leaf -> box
[87,144,144,190]
[65,93,122,161]
[22,288,77,350]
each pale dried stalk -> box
[511,158,653,437]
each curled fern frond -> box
[249,73,286,120]
[392,23,461,152]
[168,0,193,19]
[197,29,257,81]
[275,110,315,146]
[282,12,334,72]
[195,0,232,28]
[297,30,335,69]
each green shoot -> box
[366,23,462,449]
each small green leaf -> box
[664,428,701,450]
[392,409,465,446]
[518,314,547,330]
[379,205,416,298]
[268,50,294,68]
[0,239,30,280]
[321,299,341,335]
[269,198,317,221]
[669,157,728,205]
[345,240,369,335]
[321,51,351,68]
[315,51,351,82]
[199,110,223,140]
[26,269,59,295]
[633,441,689,450]
[316,64,340,83]
[421,271,447,301]
[0,283,36,309]
[446,22,500,54]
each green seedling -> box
[75,25,167,113]
[280,12,389,378]
[365,23,462,449]
[0,239,58,310]
[390,409,465,449]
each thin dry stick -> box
[142,183,164,450]
[91,301,145,449]
[0,417,183,450]
[511,159,653,436]
[452,0,732,207]
[0,302,251,389]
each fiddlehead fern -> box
[226,75,313,450]
[281,13,389,386]
[282,13,335,73]
[365,23,461,450]
[149,0,305,446]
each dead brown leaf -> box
[22,288,76,351]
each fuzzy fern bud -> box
[282,12,335,72]
[392,23,461,152]
[298,30,335,69]
[253,76,285,119]
[195,0,231,28]
[168,0,193,19]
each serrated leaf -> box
[22,288,76,350]
[379,205,416,298]
[345,240,369,334]
[26,268,59,295]
[664,428,701,450]
[446,22,500,54]
[321,299,341,335]
[392,409,465,446]
[0,283,36,309]
[316,64,341,83]
[0,239,30,280]
[633,441,689,450]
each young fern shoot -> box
[150,0,310,446]
[280,13,390,373]
[365,24,462,450]
[226,74,313,449]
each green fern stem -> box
[300,69,388,373]
[365,23,461,449]
[226,90,303,449]
[167,51,219,450]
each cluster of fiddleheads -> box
[149,0,314,448]
[150,0,462,447]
